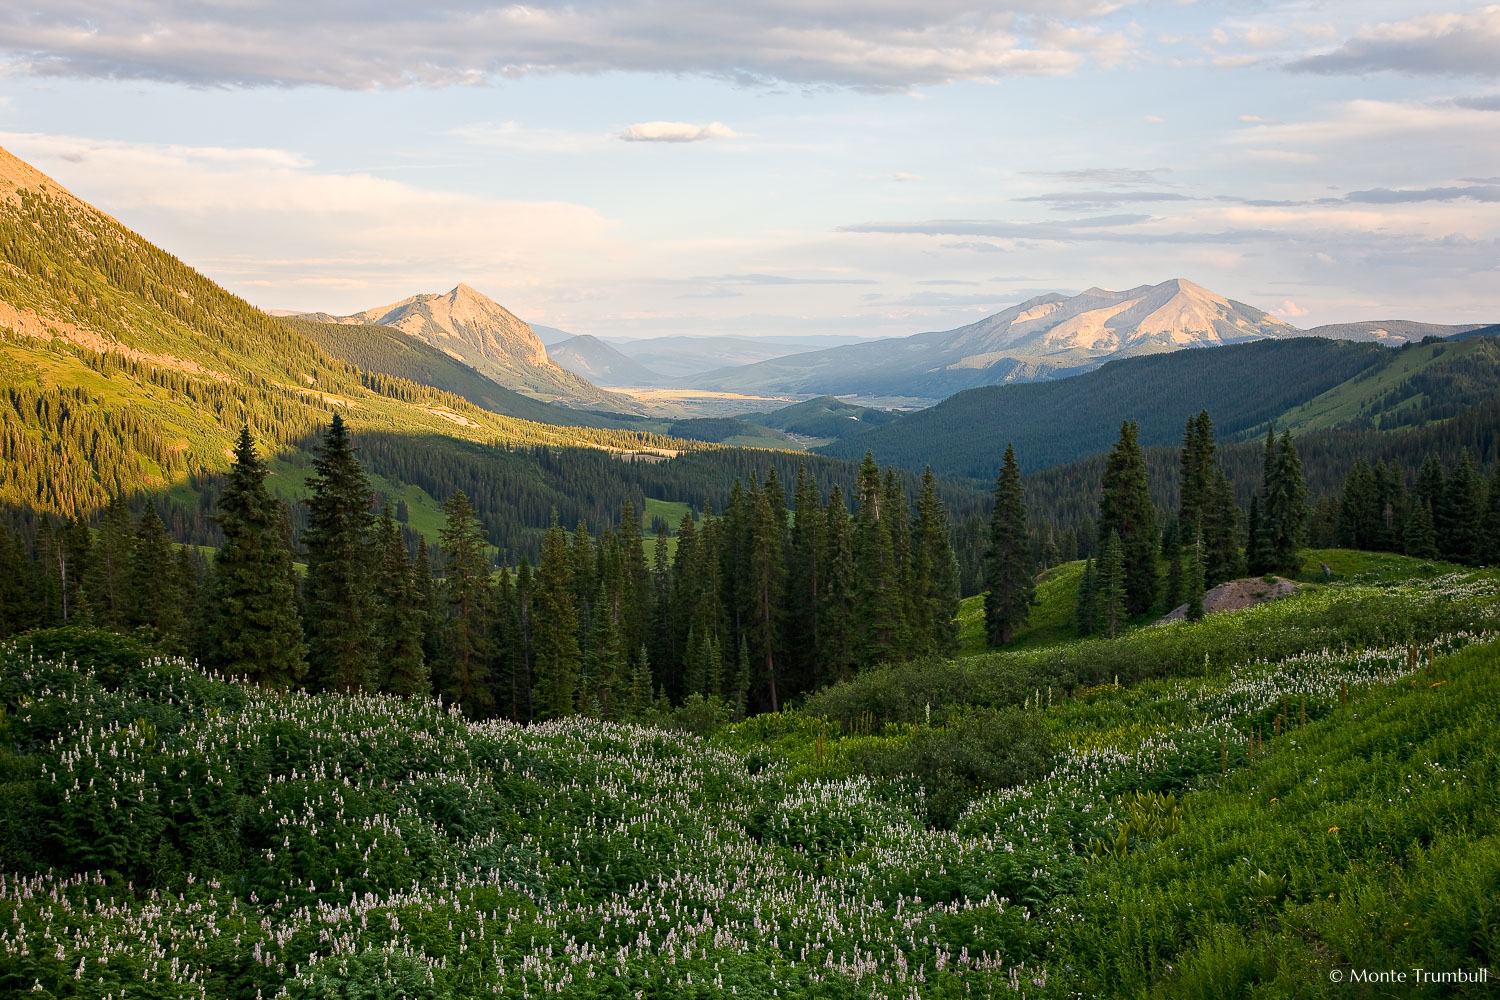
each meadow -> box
[0,558,1496,998]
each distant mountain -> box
[610,335,844,380]
[283,317,634,429]
[532,324,578,346]
[1302,320,1486,344]
[300,286,641,412]
[818,334,1500,481]
[548,334,664,387]
[742,396,900,440]
[692,279,1310,398]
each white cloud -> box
[619,121,741,143]
[891,172,924,182]
[0,1,1139,91]
[1289,5,1500,78]
[1273,299,1309,319]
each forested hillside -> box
[820,336,1500,480]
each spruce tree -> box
[1201,468,1242,586]
[1163,517,1183,610]
[438,491,493,715]
[1337,460,1379,550]
[209,427,306,687]
[1244,494,1268,576]
[819,487,857,685]
[532,513,581,719]
[1404,501,1439,559]
[743,478,786,711]
[129,504,185,645]
[1262,431,1309,575]
[88,494,135,631]
[1074,556,1097,637]
[984,444,1034,646]
[303,415,376,693]
[787,466,826,693]
[1098,421,1158,614]
[1098,529,1126,639]
[1178,410,1215,542]
[373,506,428,697]
[852,453,904,668]
[1186,528,1206,622]
[1436,451,1485,565]
[1484,467,1500,566]
[912,468,960,656]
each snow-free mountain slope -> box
[548,334,664,386]
[302,285,641,411]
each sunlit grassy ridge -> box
[1,564,1496,997]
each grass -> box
[956,560,1087,655]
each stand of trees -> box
[0,423,961,720]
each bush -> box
[850,707,1053,828]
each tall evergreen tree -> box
[128,504,185,645]
[743,477,787,711]
[1436,451,1485,565]
[1097,529,1126,639]
[786,466,826,693]
[1201,468,1242,586]
[1261,431,1309,574]
[1185,527,1206,622]
[1484,467,1500,566]
[1074,556,1098,637]
[373,506,428,697]
[819,487,857,685]
[1404,500,1439,559]
[852,453,905,668]
[1162,517,1183,610]
[208,427,306,687]
[87,494,135,631]
[911,468,960,656]
[1098,421,1158,614]
[1178,410,1215,542]
[984,444,1034,646]
[438,491,493,715]
[302,414,376,693]
[1336,460,1380,550]
[532,513,581,719]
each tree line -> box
[1,416,962,721]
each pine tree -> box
[208,427,306,687]
[1099,421,1158,614]
[1074,556,1097,636]
[852,453,905,667]
[87,494,135,631]
[583,579,626,719]
[984,444,1034,646]
[787,466,826,693]
[302,415,376,693]
[1186,528,1206,622]
[532,513,581,719]
[1201,468,1242,586]
[1373,461,1409,553]
[912,468,960,656]
[1436,451,1485,565]
[1098,529,1126,639]
[1178,410,1215,542]
[1337,460,1379,550]
[1262,431,1309,575]
[438,491,493,715]
[1484,467,1500,566]
[128,504,185,645]
[819,487,856,685]
[1404,501,1439,560]
[1163,517,1183,610]
[733,638,751,723]
[1244,494,1268,576]
[373,506,428,697]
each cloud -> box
[0,1,1137,91]
[1344,184,1500,204]
[448,121,609,154]
[1022,167,1170,186]
[619,121,740,143]
[1288,6,1500,78]
[1238,114,1282,124]
[1273,299,1309,319]
[1016,190,1191,210]
[1453,94,1500,111]
[708,272,878,285]
[890,172,924,182]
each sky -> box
[0,1,1497,340]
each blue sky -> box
[1,1,1497,339]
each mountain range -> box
[296,287,641,412]
[546,334,663,387]
[689,279,1485,399]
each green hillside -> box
[0,150,695,524]
[741,395,899,440]
[2,559,1495,997]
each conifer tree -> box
[1186,528,1206,622]
[787,467,826,692]
[1244,494,1268,576]
[1262,431,1309,574]
[303,415,376,693]
[532,513,581,719]
[1178,410,1215,542]
[912,468,960,656]
[1484,467,1500,566]
[513,556,535,719]
[1404,501,1439,559]
[1436,451,1485,565]
[1098,529,1126,638]
[984,444,1034,646]
[733,638,751,722]
[628,645,652,718]
[129,504,185,645]
[1163,517,1183,610]
[1337,460,1379,550]
[743,477,787,710]
[1098,421,1158,614]
[0,528,38,638]
[1201,468,1242,586]
[1373,461,1409,553]
[88,494,135,631]
[1074,556,1097,637]
[373,506,427,697]
[1413,456,1446,522]
[819,487,856,685]
[209,427,306,687]
[583,579,626,719]
[852,453,905,667]
[438,491,493,715]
